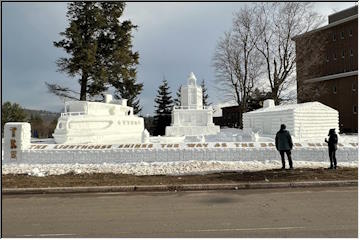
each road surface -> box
[2,187,358,237]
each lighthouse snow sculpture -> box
[165,72,220,136]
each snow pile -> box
[3,160,358,176]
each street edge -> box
[2,180,358,195]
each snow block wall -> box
[2,142,358,165]
[3,122,31,162]
[243,101,339,141]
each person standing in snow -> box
[325,128,338,169]
[275,124,293,170]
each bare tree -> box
[213,6,263,127]
[255,2,324,104]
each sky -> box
[2,2,357,115]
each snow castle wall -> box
[3,121,356,169]
[3,142,358,164]
[3,141,358,165]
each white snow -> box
[3,160,358,176]
[165,72,220,137]
[243,101,339,142]
[53,94,146,144]
[2,127,358,176]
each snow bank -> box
[3,160,358,176]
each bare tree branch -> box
[45,82,79,101]
[213,6,264,127]
[255,2,325,105]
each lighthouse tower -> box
[165,72,220,137]
[180,72,203,109]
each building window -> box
[333,33,336,41]
[333,85,337,94]
[352,83,356,92]
[333,53,337,60]
[349,29,353,37]
[326,55,329,62]
[342,50,345,58]
[341,31,344,39]
[350,49,353,57]
[353,105,357,114]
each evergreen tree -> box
[201,79,211,107]
[1,102,27,135]
[154,79,173,136]
[174,85,182,107]
[48,2,141,107]
[29,114,44,138]
[114,78,143,114]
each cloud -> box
[2,2,356,114]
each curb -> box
[2,180,357,195]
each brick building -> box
[293,6,358,133]
[213,105,242,128]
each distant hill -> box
[23,109,60,124]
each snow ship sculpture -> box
[53,94,147,144]
[165,72,220,137]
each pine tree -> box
[201,79,211,107]
[154,79,173,136]
[174,85,182,107]
[48,2,142,107]
[29,114,44,138]
[114,78,143,114]
[1,102,27,135]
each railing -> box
[61,111,86,117]
[174,105,212,110]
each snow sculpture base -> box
[166,125,220,137]
[166,108,220,136]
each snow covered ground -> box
[3,160,358,177]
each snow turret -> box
[263,99,275,108]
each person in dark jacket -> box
[275,124,293,169]
[325,128,338,169]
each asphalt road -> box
[2,187,358,237]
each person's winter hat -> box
[280,124,286,130]
[328,128,336,135]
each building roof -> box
[244,101,337,115]
[304,70,358,83]
[292,7,358,40]
[328,5,358,23]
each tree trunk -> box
[80,73,88,101]
[271,86,280,105]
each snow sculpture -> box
[243,99,339,141]
[3,122,31,161]
[53,94,147,144]
[165,72,220,136]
